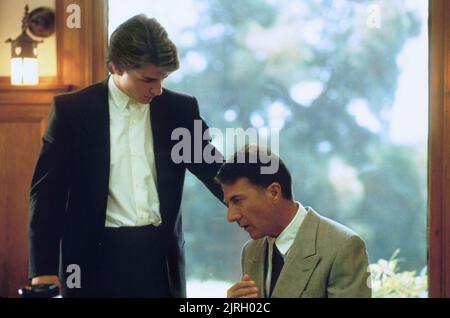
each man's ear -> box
[110,63,124,76]
[267,183,282,201]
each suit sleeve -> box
[184,97,224,202]
[327,235,372,298]
[28,98,70,278]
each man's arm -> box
[29,98,70,282]
[184,97,224,201]
[327,235,372,298]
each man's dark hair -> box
[215,145,293,200]
[107,15,180,73]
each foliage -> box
[370,250,428,298]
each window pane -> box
[109,0,428,298]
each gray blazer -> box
[241,208,372,298]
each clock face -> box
[27,7,55,38]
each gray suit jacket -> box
[241,208,371,298]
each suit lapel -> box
[271,209,322,298]
[83,78,111,219]
[245,239,267,297]
[149,92,171,221]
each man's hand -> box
[227,274,259,298]
[31,275,61,291]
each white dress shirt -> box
[265,201,308,296]
[105,76,162,227]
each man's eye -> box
[141,78,165,83]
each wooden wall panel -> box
[0,107,46,298]
[0,86,70,298]
[0,0,106,298]
[55,0,108,89]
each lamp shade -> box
[6,30,40,85]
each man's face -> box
[112,63,169,104]
[223,178,278,240]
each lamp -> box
[5,5,55,85]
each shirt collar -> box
[267,201,308,255]
[108,76,131,112]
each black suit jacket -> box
[28,78,223,297]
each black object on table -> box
[18,284,60,298]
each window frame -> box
[429,0,450,298]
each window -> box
[109,0,429,297]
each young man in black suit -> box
[29,15,223,297]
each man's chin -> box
[136,95,152,104]
[140,98,152,104]
[248,231,262,240]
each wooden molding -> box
[0,84,72,105]
[0,76,58,85]
[429,0,450,298]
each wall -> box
[0,0,56,77]
[0,0,106,297]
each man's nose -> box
[150,81,163,96]
[227,207,240,223]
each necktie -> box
[270,243,284,296]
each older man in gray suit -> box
[215,145,371,298]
